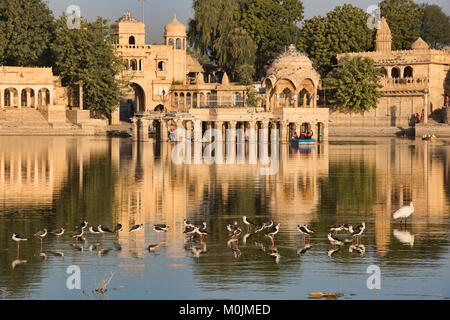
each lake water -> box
[0,136,449,300]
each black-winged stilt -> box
[50,228,65,236]
[297,225,314,243]
[328,233,343,248]
[34,229,47,251]
[351,222,366,244]
[242,216,256,231]
[12,233,27,256]
[129,224,144,233]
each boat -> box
[290,138,316,143]
[107,130,133,138]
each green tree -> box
[0,0,55,66]
[51,16,126,118]
[214,27,256,84]
[325,56,383,112]
[380,0,424,50]
[298,4,375,77]
[420,4,450,49]
[240,0,304,78]
[188,0,304,81]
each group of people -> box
[292,130,314,140]
[414,109,425,123]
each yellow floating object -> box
[309,292,344,299]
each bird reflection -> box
[147,243,163,253]
[242,232,254,245]
[269,248,280,264]
[327,247,341,258]
[98,248,111,257]
[89,243,100,252]
[191,242,207,258]
[72,243,84,252]
[393,229,415,247]
[297,244,313,256]
[254,241,266,253]
[349,244,366,256]
[11,259,27,269]
[49,251,65,257]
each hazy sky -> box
[47,0,450,43]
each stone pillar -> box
[295,123,301,136]
[227,121,237,143]
[193,120,203,142]
[247,121,257,143]
[206,122,213,141]
[260,121,269,143]
[25,90,30,107]
[131,118,138,141]
[322,122,329,142]
[9,90,13,107]
[79,84,84,109]
[176,120,185,142]
[279,121,288,143]
[0,88,3,108]
[215,121,224,142]
[138,119,150,142]
[185,121,193,141]
[424,91,429,124]
[110,107,120,125]
[160,119,169,142]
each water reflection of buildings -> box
[329,138,450,258]
[112,140,329,258]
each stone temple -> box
[333,17,450,128]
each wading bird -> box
[51,228,65,237]
[12,233,27,257]
[393,202,414,225]
[242,216,256,232]
[297,225,315,243]
[34,229,48,251]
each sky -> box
[47,0,450,43]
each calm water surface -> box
[0,136,449,300]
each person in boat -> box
[306,130,312,139]
[292,132,299,139]
[300,132,306,140]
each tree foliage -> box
[188,0,304,82]
[420,4,450,49]
[0,0,55,66]
[325,56,383,112]
[380,0,424,50]
[298,4,375,77]
[51,16,127,118]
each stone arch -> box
[130,59,138,71]
[154,104,166,112]
[21,88,35,108]
[179,93,185,107]
[129,36,135,45]
[380,67,388,77]
[168,38,174,48]
[38,88,50,106]
[391,67,400,78]
[139,59,144,71]
[235,92,243,107]
[158,61,166,71]
[4,88,19,107]
[403,66,413,78]
[176,38,182,50]
[186,93,192,107]
[129,82,146,112]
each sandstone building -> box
[333,17,450,128]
